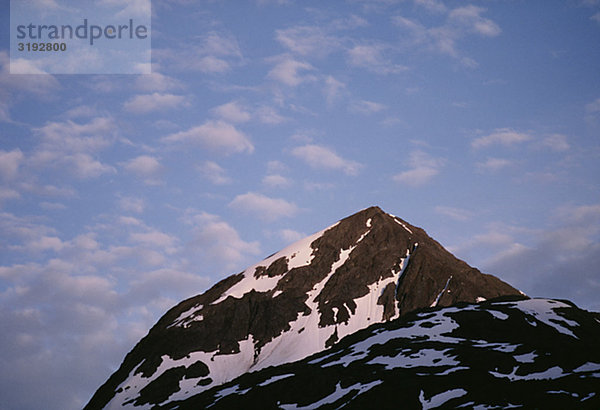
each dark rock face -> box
[158,298,600,409]
[85,206,522,409]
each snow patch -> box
[248,244,358,373]
[514,351,537,363]
[490,365,566,381]
[257,373,295,387]
[110,337,258,408]
[488,309,509,321]
[210,223,337,305]
[394,217,413,234]
[512,299,579,338]
[168,304,204,328]
[430,276,452,308]
[280,380,382,409]
[419,389,467,409]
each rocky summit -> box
[86,207,548,409]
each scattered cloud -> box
[256,106,288,124]
[479,204,600,311]
[393,5,501,65]
[118,196,145,214]
[134,72,183,92]
[276,26,341,57]
[349,99,387,114]
[68,153,117,179]
[291,144,363,175]
[188,212,261,269]
[263,174,292,188]
[162,120,254,155]
[476,157,512,172]
[585,97,600,122]
[33,117,116,153]
[323,75,346,105]
[279,228,305,243]
[393,150,444,186]
[0,149,24,180]
[434,206,474,221]
[414,0,447,13]
[347,44,407,74]
[154,31,243,74]
[229,192,299,221]
[268,56,316,86]
[123,93,190,114]
[122,155,163,184]
[123,155,162,176]
[198,161,232,185]
[449,6,502,38]
[211,101,252,123]
[471,128,532,149]
[0,52,60,96]
[539,134,570,152]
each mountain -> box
[85,206,523,409]
[156,297,600,409]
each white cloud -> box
[229,192,299,221]
[349,99,387,114]
[188,212,261,269]
[256,106,287,124]
[134,72,183,92]
[100,0,150,19]
[123,155,162,177]
[585,97,600,122]
[154,31,243,74]
[449,6,501,37]
[123,93,189,114]
[393,150,444,186]
[291,144,362,175]
[0,52,60,95]
[129,230,177,250]
[540,134,570,152]
[118,196,145,214]
[34,117,116,153]
[347,44,407,74]
[68,153,117,179]
[263,174,292,188]
[0,149,24,180]
[268,56,316,86]
[0,188,21,203]
[476,157,512,172]
[267,160,287,173]
[393,6,500,65]
[324,76,346,105]
[414,0,447,13]
[211,101,251,123]
[434,206,473,222]
[275,26,340,57]
[478,205,600,310]
[279,228,305,243]
[198,161,232,185]
[162,120,254,155]
[471,128,532,149]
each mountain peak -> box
[85,207,522,409]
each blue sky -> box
[1,0,600,409]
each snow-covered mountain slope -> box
[158,298,600,409]
[85,206,521,409]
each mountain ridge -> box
[160,297,600,409]
[85,206,523,409]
